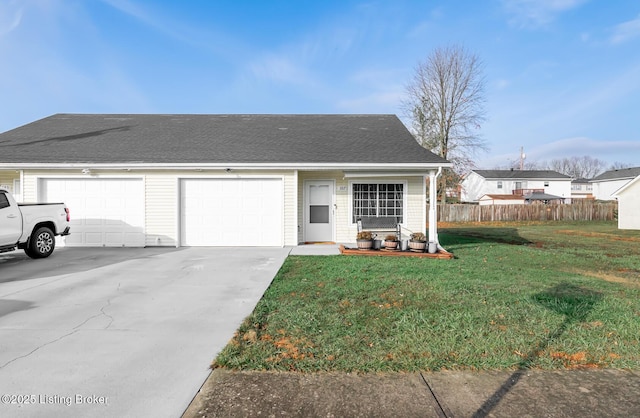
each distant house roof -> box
[591,167,640,182]
[572,178,591,184]
[479,194,524,201]
[0,113,450,168]
[473,170,570,180]
[524,192,565,201]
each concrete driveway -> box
[0,247,290,418]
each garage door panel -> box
[40,178,145,247]
[63,234,84,246]
[85,233,104,246]
[180,179,282,247]
[105,233,124,246]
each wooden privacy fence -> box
[430,201,617,223]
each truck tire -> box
[25,226,56,259]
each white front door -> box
[305,181,334,243]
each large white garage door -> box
[40,178,145,247]
[180,178,283,246]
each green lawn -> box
[213,221,640,372]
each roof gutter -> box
[0,162,453,171]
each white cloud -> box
[524,137,640,168]
[495,79,511,90]
[98,0,246,61]
[610,14,640,44]
[543,62,640,129]
[532,137,640,156]
[335,67,408,112]
[0,0,153,132]
[249,54,315,87]
[337,90,404,113]
[501,0,588,28]
[349,68,405,87]
[0,2,22,36]
[478,137,640,168]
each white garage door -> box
[40,178,145,247]
[180,178,283,246]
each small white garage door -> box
[180,178,283,246]
[40,178,145,247]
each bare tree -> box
[502,159,542,171]
[545,156,606,179]
[402,45,487,203]
[609,161,633,170]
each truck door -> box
[0,191,22,246]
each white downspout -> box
[428,167,442,246]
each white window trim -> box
[348,179,408,226]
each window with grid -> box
[352,183,403,223]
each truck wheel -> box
[26,227,56,259]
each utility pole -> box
[519,146,526,170]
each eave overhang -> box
[0,161,453,171]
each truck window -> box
[0,193,9,209]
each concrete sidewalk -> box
[288,244,341,256]
[183,368,640,417]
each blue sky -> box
[1,0,639,169]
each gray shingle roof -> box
[524,192,565,201]
[0,114,449,166]
[473,170,570,179]
[591,167,640,182]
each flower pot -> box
[408,240,426,252]
[356,239,373,250]
[383,240,398,250]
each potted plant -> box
[356,230,374,250]
[383,234,399,250]
[409,232,427,252]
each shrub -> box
[356,231,373,240]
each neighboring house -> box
[591,167,640,201]
[478,194,524,206]
[571,178,594,200]
[0,113,451,247]
[613,175,640,230]
[461,170,572,203]
[478,192,565,206]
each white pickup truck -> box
[0,188,70,258]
